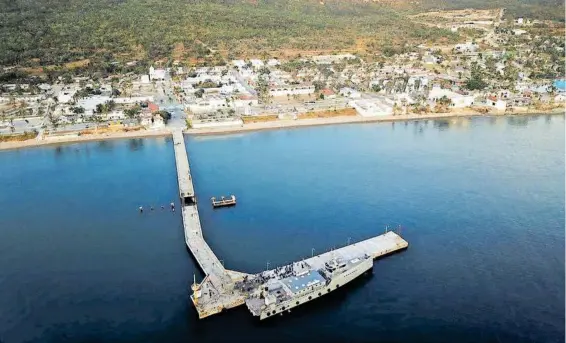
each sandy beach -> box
[0,129,171,151]
[1,109,563,151]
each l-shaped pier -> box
[172,130,408,319]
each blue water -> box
[0,115,564,343]
[554,80,565,91]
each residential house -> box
[321,88,336,99]
[148,102,159,113]
[486,95,507,111]
[140,111,164,129]
[149,66,166,81]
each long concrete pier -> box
[172,131,247,318]
[172,130,409,319]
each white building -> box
[428,87,474,108]
[220,85,235,95]
[149,66,166,81]
[269,84,315,97]
[233,95,258,107]
[140,112,164,129]
[232,60,247,68]
[486,98,507,111]
[185,96,231,113]
[351,98,393,117]
[77,95,111,115]
[57,87,78,104]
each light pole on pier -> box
[311,248,315,258]
[266,261,270,271]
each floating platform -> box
[211,195,236,208]
[172,130,409,320]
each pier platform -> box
[303,231,408,270]
[172,130,408,319]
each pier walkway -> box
[173,131,247,318]
[172,130,408,319]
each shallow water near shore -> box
[0,115,564,343]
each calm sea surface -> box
[0,115,564,343]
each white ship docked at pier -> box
[244,253,373,320]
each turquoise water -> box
[0,115,564,343]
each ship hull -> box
[258,257,373,320]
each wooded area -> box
[0,0,453,69]
[0,0,562,77]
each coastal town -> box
[0,9,564,148]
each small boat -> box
[211,195,236,208]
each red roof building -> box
[148,102,159,113]
[321,88,335,96]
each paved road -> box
[231,70,257,96]
[0,117,43,134]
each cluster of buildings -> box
[1,13,564,135]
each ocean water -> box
[0,115,563,343]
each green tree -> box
[465,64,487,91]
[437,95,451,106]
[72,106,85,114]
[157,110,172,124]
[124,105,141,119]
[313,81,325,92]
[256,74,270,105]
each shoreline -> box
[1,109,563,151]
[186,109,565,136]
[0,129,171,151]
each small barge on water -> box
[211,195,236,208]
